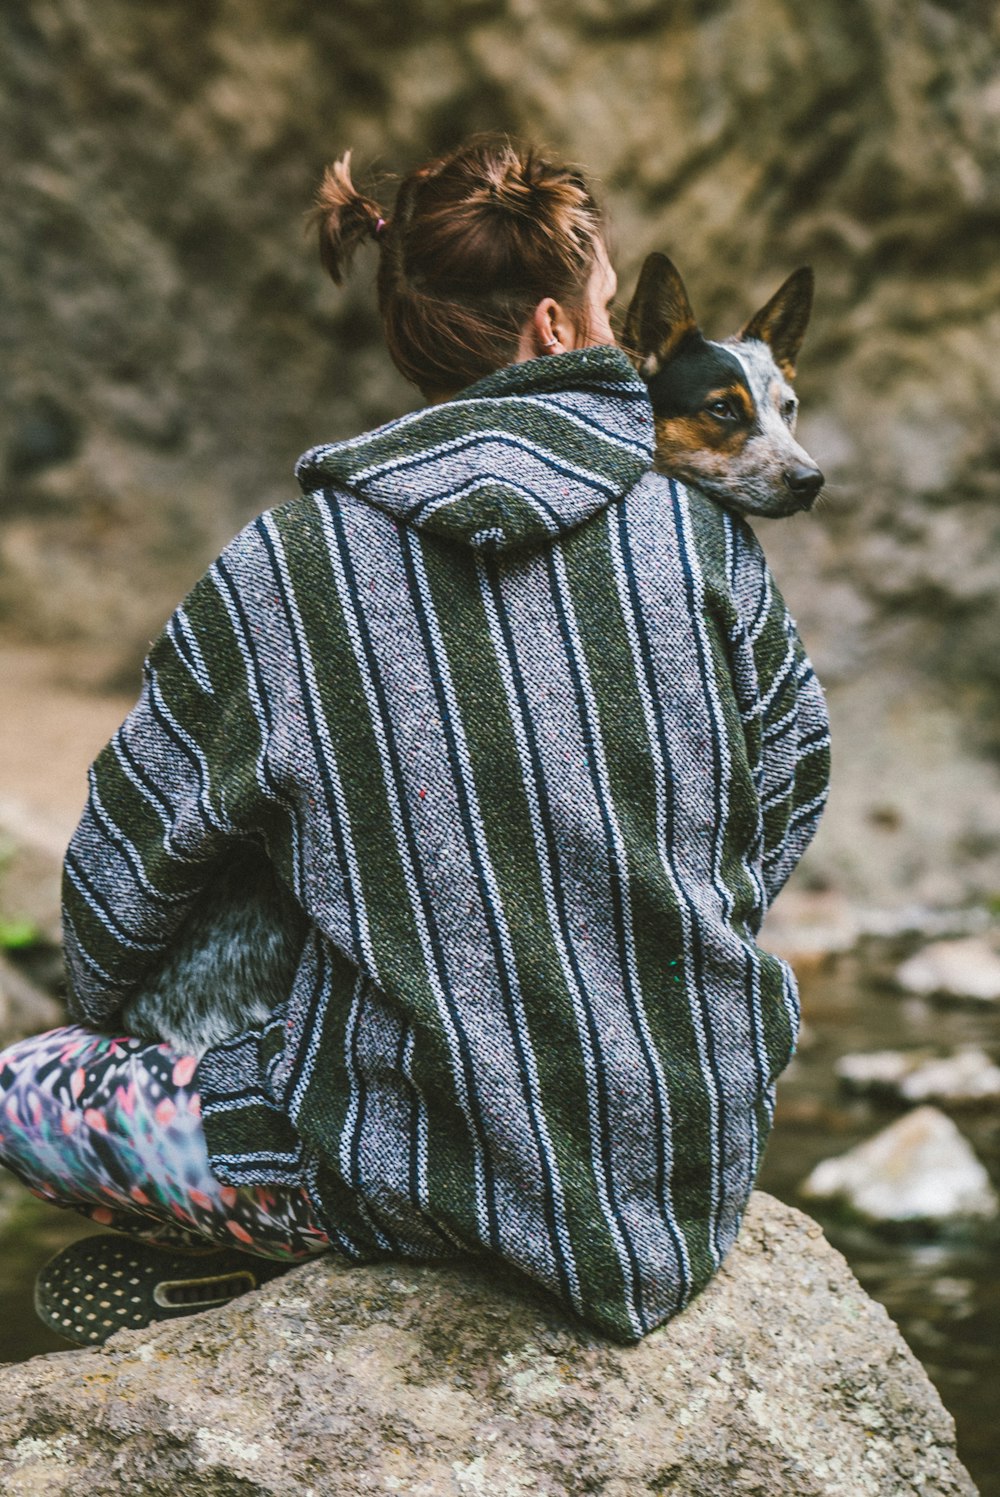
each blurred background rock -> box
[3,0,1000,909]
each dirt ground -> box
[0,643,136,857]
[0,642,136,968]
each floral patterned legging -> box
[0,1025,332,1261]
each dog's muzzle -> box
[783,464,824,508]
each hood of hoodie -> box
[294,345,654,553]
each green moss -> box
[0,917,40,950]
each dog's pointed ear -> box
[623,253,698,373]
[739,267,814,378]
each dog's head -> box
[623,253,823,518]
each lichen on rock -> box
[0,1193,977,1496]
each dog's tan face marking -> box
[626,255,824,517]
[694,383,757,442]
[654,420,745,474]
[653,384,755,465]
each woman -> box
[0,138,829,1346]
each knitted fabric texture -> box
[62,345,830,1342]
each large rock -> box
[0,1194,976,1496]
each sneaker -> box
[35,1233,291,1347]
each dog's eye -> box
[706,398,737,421]
[781,399,797,423]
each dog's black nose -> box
[783,464,824,506]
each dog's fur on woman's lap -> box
[119,845,308,1054]
[119,257,824,1058]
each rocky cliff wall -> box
[4,0,1000,905]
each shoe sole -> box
[35,1234,282,1346]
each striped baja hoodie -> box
[63,345,830,1342]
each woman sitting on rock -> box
[0,136,829,1346]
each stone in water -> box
[835,1047,1000,1106]
[896,937,1000,1003]
[801,1105,999,1223]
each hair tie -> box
[374,217,387,238]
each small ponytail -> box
[309,151,387,286]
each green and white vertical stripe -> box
[63,347,829,1342]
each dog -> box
[120,845,308,1054]
[120,257,824,1056]
[622,252,823,517]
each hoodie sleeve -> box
[727,518,831,907]
[62,530,277,1027]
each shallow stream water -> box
[758,941,1000,1495]
[1,941,997,1493]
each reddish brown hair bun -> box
[310,136,605,395]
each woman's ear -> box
[517,297,574,362]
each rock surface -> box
[0,1193,977,1496]
[0,795,70,1046]
[896,938,1000,1004]
[802,1106,999,1225]
[836,1047,1000,1107]
[3,2,1000,906]
[0,955,61,1050]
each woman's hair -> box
[309,137,605,396]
